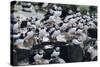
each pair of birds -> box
[33,46,62,64]
[13,27,34,49]
[39,26,61,42]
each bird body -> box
[87,46,97,60]
[51,30,61,38]
[24,30,34,40]
[34,54,43,60]
[51,50,60,57]
[13,22,19,32]
[14,38,24,46]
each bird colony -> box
[11,1,97,66]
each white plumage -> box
[48,16,55,22]
[51,30,61,38]
[78,22,84,28]
[27,22,31,27]
[51,47,60,57]
[44,45,53,49]
[13,22,19,32]
[43,36,49,42]
[51,50,60,57]
[39,28,48,39]
[42,3,48,8]
[68,10,73,14]
[20,28,27,34]
[68,28,76,34]
[60,23,68,31]
[34,50,44,61]
[57,58,66,63]
[14,38,25,46]
[49,9,54,14]
[24,30,34,40]
[53,5,57,10]
[76,29,83,33]
[58,7,62,10]
[35,20,41,27]
[53,11,62,17]
[34,54,43,60]
[87,46,97,60]
[56,34,66,42]
[88,21,96,28]
[12,33,21,38]
[31,24,36,29]
[64,15,73,22]
[84,25,89,30]
[77,7,80,11]
[76,12,81,16]
[42,59,50,64]
[49,27,55,33]
[72,39,81,45]
[68,18,76,24]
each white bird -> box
[47,16,55,22]
[34,49,44,60]
[42,3,48,8]
[39,28,49,40]
[24,28,34,40]
[27,21,31,28]
[86,12,90,16]
[84,25,89,30]
[78,22,84,28]
[13,22,19,33]
[76,12,81,16]
[20,28,28,35]
[77,7,80,11]
[68,27,76,34]
[48,27,55,33]
[68,10,73,14]
[72,39,82,45]
[44,45,53,49]
[53,5,58,10]
[87,46,97,60]
[57,7,62,11]
[34,54,43,60]
[53,11,62,17]
[43,36,49,42]
[88,21,96,29]
[51,29,61,38]
[73,13,77,18]
[51,47,60,57]
[49,9,54,14]
[68,18,77,25]
[35,19,41,28]
[60,23,68,30]
[56,34,66,42]
[76,29,83,33]
[31,24,36,29]
[64,15,73,22]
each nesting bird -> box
[24,28,34,40]
[51,47,60,57]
